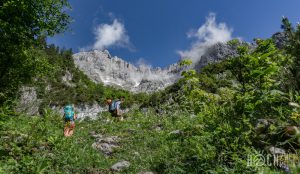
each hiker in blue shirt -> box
[106,96,125,121]
[63,104,77,137]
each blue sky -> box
[48,0,300,67]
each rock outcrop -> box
[16,87,41,115]
[272,32,288,49]
[194,42,238,71]
[51,103,106,120]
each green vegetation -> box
[35,44,147,109]
[1,0,300,172]
[281,17,300,90]
[0,0,71,103]
[134,20,300,173]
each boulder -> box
[92,135,120,155]
[92,142,118,155]
[111,160,130,172]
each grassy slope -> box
[0,108,192,173]
[0,106,290,174]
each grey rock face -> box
[16,87,41,115]
[73,103,106,120]
[73,44,240,92]
[194,42,238,71]
[51,103,106,120]
[272,32,288,49]
[61,70,75,87]
[53,102,128,120]
[111,160,130,172]
[73,50,181,93]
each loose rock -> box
[111,160,130,172]
[138,172,154,174]
[255,119,274,134]
[266,146,286,155]
[169,130,181,135]
[133,151,140,156]
[91,135,120,155]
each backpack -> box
[64,105,74,121]
[108,100,118,113]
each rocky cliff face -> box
[193,42,238,71]
[73,42,239,93]
[272,32,288,49]
[73,50,181,93]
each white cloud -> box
[93,19,134,50]
[178,13,233,63]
